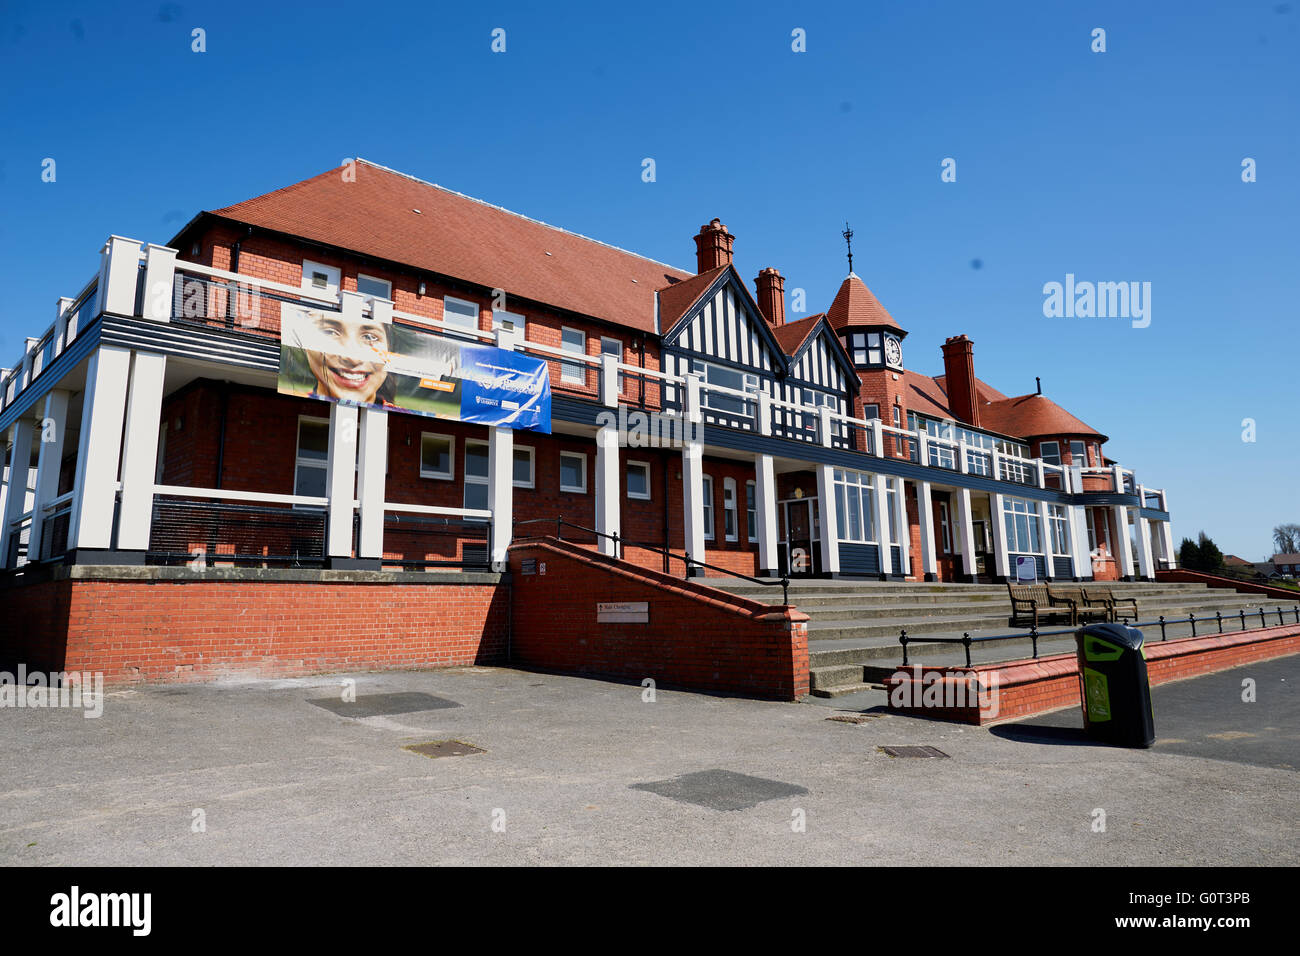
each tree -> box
[1179,537,1200,570]
[1272,523,1300,556]
[1196,531,1224,572]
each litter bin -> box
[1075,622,1156,748]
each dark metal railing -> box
[513,515,791,606]
[147,497,326,567]
[352,512,492,570]
[899,604,1300,668]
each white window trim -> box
[559,450,588,494]
[294,415,330,509]
[302,260,340,298]
[493,309,527,337]
[356,273,392,301]
[464,439,489,509]
[723,476,739,543]
[701,474,715,540]
[443,295,481,334]
[626,460,651,500]
[746,479,757,543]
[419,432,455,480]
[601,336,624,392]
[561,327,587,385]
[513,445,535,489]
[1039,440,1061,467]
[938,500,952,553]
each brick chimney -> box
[754,267,785,326]
[694,218,734,273]
[941,334,981,427]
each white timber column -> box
[26,389,71,561]
[594,423,620,557]
[892,477,910,577]
[99,236,144,316]
[1036,498,1056,580]
[356,408,388,563]
[1112,505,1136,579]
[68,346,132,556]
[0,417,36,567]
[916,480,938,581]
[115,351,168,553]
[815,463,840,576]
[1158,491,1176,570]
[487,424,513,569]
[1067,505,1090,580]
[754,392,778,576]
[325,403,359,563]
[141,244,178,322]
[872,472,892,577]
[1136,514,1155,580]
[681,373,705,573]
[954,488,978,581]
[990,492,1012,581]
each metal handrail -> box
[513,515,791,606]
[898,604,1300,668]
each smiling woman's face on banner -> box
[300,313,391,404]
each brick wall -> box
[508,537,808,699]
[0,568,508,683]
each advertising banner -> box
[277,305,551,432]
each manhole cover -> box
[879,746,949,759]
[630,769,808,811]
[826,714,884,724]
[308,692,461,718]
[403,740,485,759]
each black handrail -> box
[899,604,1300,668]
[513,515,791,606]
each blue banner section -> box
[455,342,551,432]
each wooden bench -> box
[1085,585,1139,623]
[1007,583,1074,628]
[1048,584,1110,625]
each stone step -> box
[798,594,1298,624]
[810,681,877,699]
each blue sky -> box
[1,0,1296,558]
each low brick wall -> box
[0,565,508,684]
[508,537,809,699]
[1156,568,1300,603]
[882,624,1300,725]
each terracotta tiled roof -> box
[826,273,904,333]
[771,313,825,355]
[1273,553,1300,564]
[655,265,728,330]
[978,393,1107,441]
[203,159,691,334]
[934,374,1008,404]
[899,370,956,419]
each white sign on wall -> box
[597,602,649,624]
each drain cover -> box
[403,740,484,759]
[308,691,460,718]
[631,769,808,811]
[826,714,884,725]
[879,746,949,759]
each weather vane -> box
[842,221,854,274]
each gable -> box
[660,267,788,374]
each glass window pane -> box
[627,464,648,498]
[464,481,489,511]
[465,442,489,479]
[560,454,583,489]
[421,436,451,476]
[444,297,479,328]
[512,448,532,484]
[298,420,329,460]
[295,463,326,498]
[357,275,390,299]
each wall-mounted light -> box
[418,281,426,296]
[190,243,199,255]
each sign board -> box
[520,559,536,576]
[278,305,551,431]
[1015,556,1038,583]
[597,601,649,624]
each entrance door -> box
[972,519,990,578]
[780,499,820,576]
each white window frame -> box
[419,432,455,480]
[294,415,330,507]
[723,477,739,543]
[1002,496,1042,555]
[464,439,490,510]
[832,468,877,544]
[1070,440,1088,467]
[601,336,624,392]
[302,260,340,299]
[746,480,757,543]
[561,327,587,385]
[1039,440,1061,467]
[512,445,535,489]
[1048,503,1071,557]
[493,309,527,338]
[701,474,715,540]
[356,273,392,301]
[443,296,481,337]
[559,450,588,494]
[626,460,651,500]
[938,500,952,553]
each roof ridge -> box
[353,157,691,275]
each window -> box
[691,359,759,415]
[746,480,758,542]
[848,332,882,365]
[601,336,624,391]
[443,296,480,338]
[294,417,330,500]
[356,274,391,301]
[559,451,587,493]
[1039,440,1061,467]
[627,461,650,500]
[420,433,454,480]
[832,469,877,543]
[723,478,738,542]
[561,327,586,385]
[513,446,535,488]
[1002,497,1042,554]
[302,260,340,299]
[464,440,489,511]
[701,475,715,540]
[893,404,910,459]
[886,480,899,543]
[1048,504,1070,556]
[1070,440,1088,467]
[492,309,526,338]
[862,403,880,422]
[938,500,952,552]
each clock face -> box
[884,335,903,367]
